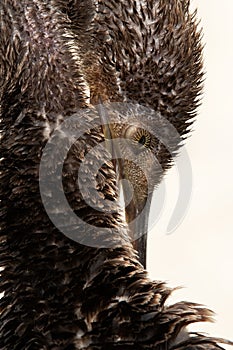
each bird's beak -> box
[98,103,151,268]
[105,137,152,268]
[123,183,152,268]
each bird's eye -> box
[124,126,153,152]
[135,133,151,148]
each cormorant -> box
[0,0,232,349]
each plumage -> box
[0,0,232,349]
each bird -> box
[0,0,232,349]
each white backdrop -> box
[148,0,233,346]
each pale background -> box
[148,0,233,346]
